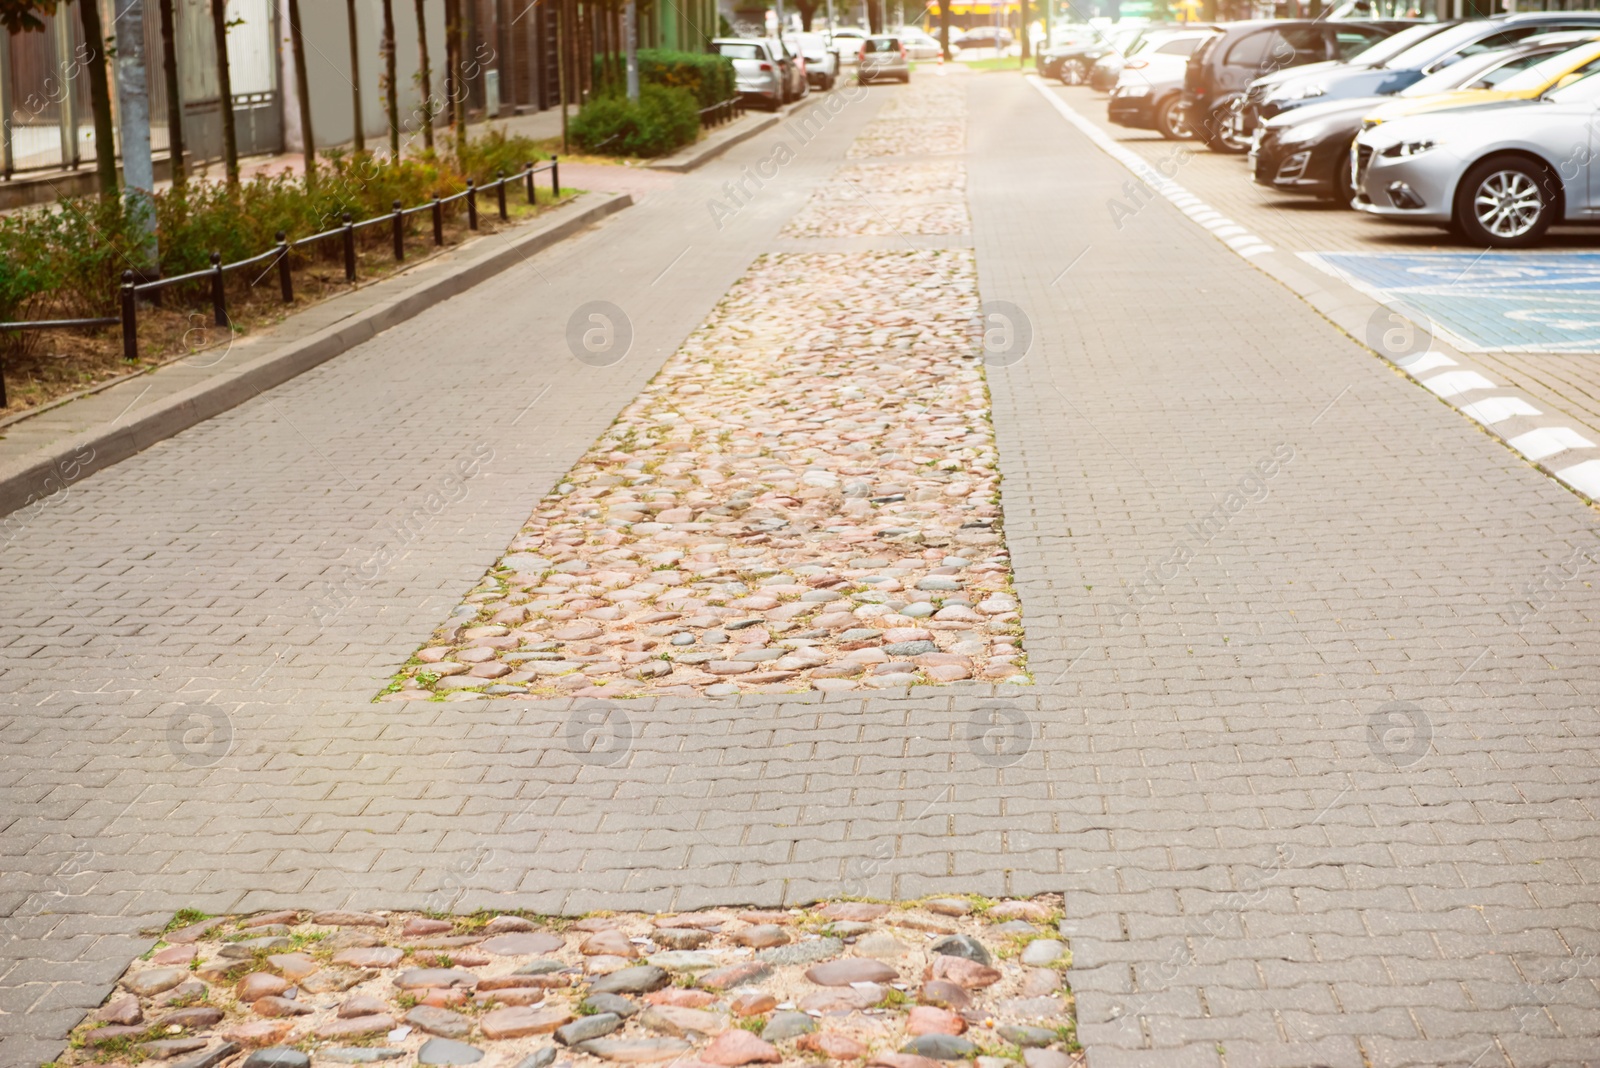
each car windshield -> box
[1351,23,1449,68]
[1153,34,1210,57]
[1379,21,1497,70]
[1543,60,1600,99]
[1497,43,1600,91]
[716,42,764,60]
[1397,48,1525,94]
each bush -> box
[636,49,736,108]
[570,84,701,158]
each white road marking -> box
[1398,352,1458,375]
[1510,426,1596,462]
[1554,459,1600,499]
[1423,371,1497,398]
[1459,397,1542,425]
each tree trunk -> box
[113,0,159,270]
[346,0,364,152]
[414,0,434,149]
[286,0,316,184]
[381,0,398,155]
[798,1,815,31]
[1019,0,1030,60]
[444,0,465,158]
[210,0,239,185]
[77,0,119,199]
[157,0,185,187]
[937,0,951,60]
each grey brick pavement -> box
[1,71,1599,1068]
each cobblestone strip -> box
[60,900,1079,1068]
[387,81,1026,702]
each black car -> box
[1039,24,1143,84]
[1256,12,1600,126]
[954,26,1013,52]
[1250,34,1593,203]
[1181,18,1409,152]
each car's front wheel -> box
[1204,99,1249,154]
[1454,156,1557,249]
[1323,138,1356,207]
[1059,59,1088,85]
[1156,96,1191,141]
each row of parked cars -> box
[713,27,936,107]
[1052,13,1600,248]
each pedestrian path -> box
[1,71,1599,1068]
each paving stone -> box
[805,958,898,986]
[240,1051,310,1068]
[574,1038,694,1062]
[901,1035,979,1060]
[762,1012,819,1041]
[416,1038,486,1065]
[928,935,990,966]
[406,1005,473,1038]
[555,1013,623,1045]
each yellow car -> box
[1363,37,1600,127]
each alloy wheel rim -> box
[1474,170,1544,238]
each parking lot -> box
[1047,79,1600,451]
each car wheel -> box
[1454,156,1557,249]
[1059,59,1088,85]
[1202,99,1248,154]
[1156,96,1192,141]
[900,72,910,83]
[1323,140,1356,207]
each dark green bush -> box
[570,84,701,157]
[591,50,735,108]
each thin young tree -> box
[414,0,434,149]
[381,0,399,156]
[937,0,952,60]
[157,0,185,187]
[286,0,316,184]
[444,0,466,159]
[211,0,239,185]
[346,0,364,152]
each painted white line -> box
[1510,426,1595,462]
[1423,371,1497,398]
[1027,74,1274,258]
[1397,352,1458,375]
[1554,459,1600,498]
[1459,397,1541,425]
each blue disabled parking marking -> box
[1303,251,1600,354]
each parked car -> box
[1090,23,1210,91]
[858,35,911,83]
[1249,37,1583,203]
[954,26,1015,54]
[1352,69,1600,247]
[1109,28,1221,139]
[1182,18,1408,152]
[1257,12,1600,125]
[711,37,806,109]
[1040,23,1142,84]
[832,27,867,64]
[789,32,840,89]
[896,26,945,60]
[1236,21,1460,140]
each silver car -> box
[1352,66,1600,247]
[712,37,807,109]
[859,35,911,84]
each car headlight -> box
[1379,139,1437,159]
[1275,122,1321,145]
[1117,83,1152,97]
[1285,83,1325,100]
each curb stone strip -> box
[1029,76,1600,510]
[0,193,634,523]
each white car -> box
[832,27,867,64]
[895,27,945,60]
[789,32,840,89]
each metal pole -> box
[432,195,444,244]
[210,252,226,327]
[276,232,294,302]
[0,23,13,179]
[467,180,478,229]
[55,12,79,169]
[121,272,139,362]
[625,0,639,102]
[114,0,160,272]
[551,155,559,199]
[342,212,356,281]
[526,161,536,203]
[496,171,508,219]
[392,200,405,260]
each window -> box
[1334,27,1389,61]
[715,42,765,60]
[1497,46,1600,93]
[864,37,900,52]
[1223,31,1272,69]
[1155,36,1205,57]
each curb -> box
[1027,76,1600,508]
[649,113,782,173]
[0,192,633,523]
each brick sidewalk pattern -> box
[0,70,1598,1068]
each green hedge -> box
[570,84,701,158]
[593,50,736,108]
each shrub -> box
[570,84,700,157]
[636,50,736,108]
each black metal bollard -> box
[525,161,536,204]
[342,212,356,282]
[210,251,226,327]
[432,195,444,245]
[392,200,405,261]
[120,270,138,362]
[551,155,560,200]
[496,171,508,220]
[276,232,294,303]
[467,180,478,230]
